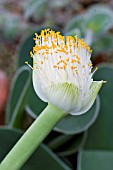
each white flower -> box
[26,29,103,115]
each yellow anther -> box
[63,65,67,69]
[44,56,48,60]
[75,55,80,60]
[96,67,98,71]
[44,39,47,42]
[70,49,72,53]
[56,32,60,35]
[25,61,28,64]
[35,33,38,37]
[41,30,44,36]
[53,65,57,68]
[75,70,78,74]
[36,66,38,69]
[77,61,81,64]
[52,42,56,48]
[66,58,70,62]
[47,28,50,31]
[88,63,92,67]
[62,60,67,65]
[34,62,37,64]
[82,65,85,68]
[71,66,77,69]
[77,46,80,52]
[30,51,33,56]
[71,59,76,63]
[41,61,43,64]
[74,43,77,47]
[57,61,61,65]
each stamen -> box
[27,29,93,87]
[25,61,33,70]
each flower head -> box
[26,29,103,115]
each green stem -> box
[0,104,67,170]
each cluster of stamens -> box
[25,29,93,75]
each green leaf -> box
[0,128,71,170]
[49,0,71,8]
[64,14,86,36]
[85,5,113,34]
[17,31,35,68]
[24,0,47,19]
[84,64,113,150]
[77,150,113,170]
[6,66,31,128]
[65,28,81,38]
[54,97,100,135]
[48,132,87,156]
[47,134,75,150]
[0,11,29,40]
[91,34,113,54]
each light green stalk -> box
[0,104,67,170]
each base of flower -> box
[0,104,67,170]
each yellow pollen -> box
[25,61,28,64]
[62,60,67,65]
[77,61,81,64]
[75,70,78,74]
[44,56,48,60]
[53,65,57,68]
[66,58,70,62]
[71,66,77,69]
[30,51,33,57]
[96,67,98,71]
[88,63,92,67]
[46,52,49,54]
[35,33,38,37]
[71,59,76,63]
[28,29,92,72]
[82,65,85,68]
[41,61,43,64]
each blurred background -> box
[0,0,113,170]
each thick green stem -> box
[0,104,67,170]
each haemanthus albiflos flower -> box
[26,29,104,115]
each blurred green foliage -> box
[0,1,113,169]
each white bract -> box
[26,29,103,115]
